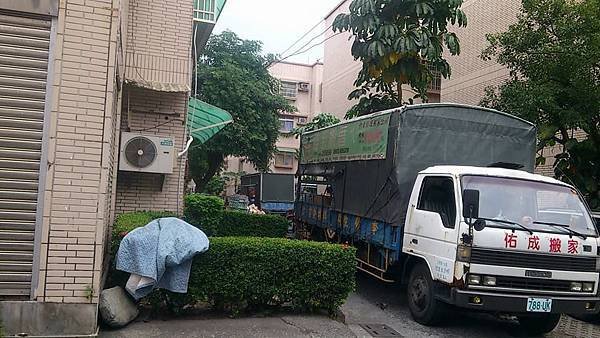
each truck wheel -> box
[517,313,561,335]
[407,263,446,325]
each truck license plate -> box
[527,298,552,312]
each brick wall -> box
[36,0,123,303]
[115,86,187,215]
[115,0,193,215]
[442,0,520,104]
[441,0,592,179]
[124,0,192,86]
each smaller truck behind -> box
[240,173,295,214]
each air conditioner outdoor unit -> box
[298,82,310,92]
[119,132,174,174]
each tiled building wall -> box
[37,0,121,304]
[114,0,192,216]
[442,0,520,104]
[125,0,192,86]
[115,87,187,215]
[440,0,589,178]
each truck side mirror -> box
[462,189,480,219]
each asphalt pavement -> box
[342,272,600,338]
[100,315,354,338]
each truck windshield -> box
[462,175,597,237]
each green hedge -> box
[186,237,356,313]
[183,193,289,237]
[108,211,356,314]
[215,211,289,237]
[183,193,224,233]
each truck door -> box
[403,175,459,283]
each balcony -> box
[427,64,441,94]
[193,0,227,51]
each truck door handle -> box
[411,239,418,245]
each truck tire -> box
[517,313,561,335]
[407,263,447,325]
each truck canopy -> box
[298,103,537,225]
[240,173,295,203]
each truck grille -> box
[495,276,573,292]
[471,248,596,272]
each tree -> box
[291,113,341,138]
[189,31,294,191]
[201,175,228,196]
[481,0,600,209]
[332,0,467,118]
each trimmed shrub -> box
[183,194,289,237]
[215,211,289,237]
[183,193,224,234]
[186,237,356,313]
[108,213,356,314]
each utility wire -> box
[279,19,325,57]
[268,24,335,68]
[274,31,342,65]
[280,23,333,60]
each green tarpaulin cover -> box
[187,97,232,143]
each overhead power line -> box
[280,23,333,60]
[278,19,325,57]
[274,31,342,66]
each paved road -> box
[100,315,354,338]
[343,272,600,338]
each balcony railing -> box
[193,0,226,51]
[194,0,217,23]
[427,64,441,93]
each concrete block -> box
[99,286,139,328]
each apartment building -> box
[322,0,441,119]
[440,0,565,176]
[0,0,226,335]
[321,0,563,177]
[224,60,323,194]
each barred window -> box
[280,81,297,98]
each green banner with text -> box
[301,112,391,164]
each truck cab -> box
[403,166,599,333]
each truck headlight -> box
[468,274,481,285]
[483,276,497,286]
[570,282,583,292]
[583,282,594,292]
[457,244,471,262]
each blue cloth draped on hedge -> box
[116,217,209,300]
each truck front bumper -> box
[451,289,600,315]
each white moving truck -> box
[295,104,600,334]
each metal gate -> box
[0,12,51,298]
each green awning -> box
[277,147,297,153]
[187,97,233,144]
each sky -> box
[213,0,342,64]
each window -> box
[193,0,216,22]
[274,152,294,168]
[417,176,456,228]
[462,175,597,236]
[426,64,442,92]
[280,81,297,99]
[279,119,294,133]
